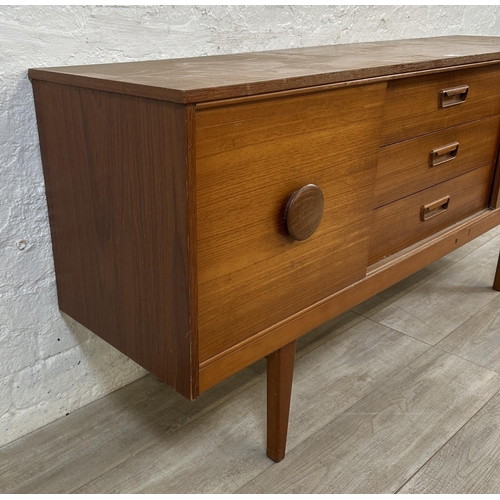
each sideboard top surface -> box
[28,36,500,104]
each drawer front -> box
[382,65,500,145]
[375,115,500,208]
[196,83,386,362]
[368,164,494,265]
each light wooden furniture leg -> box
[266,340,297,462]
[494,251,500,291]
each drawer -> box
[382,65,500,145]
[368,164,494,265]
[196,83,386,362]
[374,115,500,208]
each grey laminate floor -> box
[3,227,500,494]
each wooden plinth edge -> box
[199,208,500,393]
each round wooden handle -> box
[284,184,324,241]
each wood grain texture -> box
[199,208,500,392]
[28,36,500,104]
[7,240,500,493]
[238,348,500,494]
[5,231,500,494]
[382,65,500,145]
[72,320,428,494]
[370,234,500,345]
[186,104,200,397]
[368,164,493,265]
[266,341,296,462]
[375,116,500,208]
[0,311,365,494]
[31,81,196,398]
[437,293,500,371]
[196,83,386,362]
[352,226,500,318]
[0,366,266,494]
[400,391,500,493]
[353,226,500,319]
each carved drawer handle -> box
[285,184,324,241]
[429,141,460,167]
[420,195,451,221]
[440,85,469,108]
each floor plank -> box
[437,294,500,373]
[352,226,500,318]
[400,390,500,493]
[238,348,500,494]
[0,366,264,494]
[75,320,428,493]
[0,310,361,494]
[294,311,364,358]
[368,234,500,345]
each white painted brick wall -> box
[1,5,500,447]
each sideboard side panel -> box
[32,81,195,398]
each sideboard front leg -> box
[494,251,500,291]
[266,340,297,462]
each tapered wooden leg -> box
[494,251,500,291]
[266,340,296,462]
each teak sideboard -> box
[29,36,500,461]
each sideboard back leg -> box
[494,251,500,291]
[266,340,297,462]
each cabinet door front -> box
[196,83,386,362]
